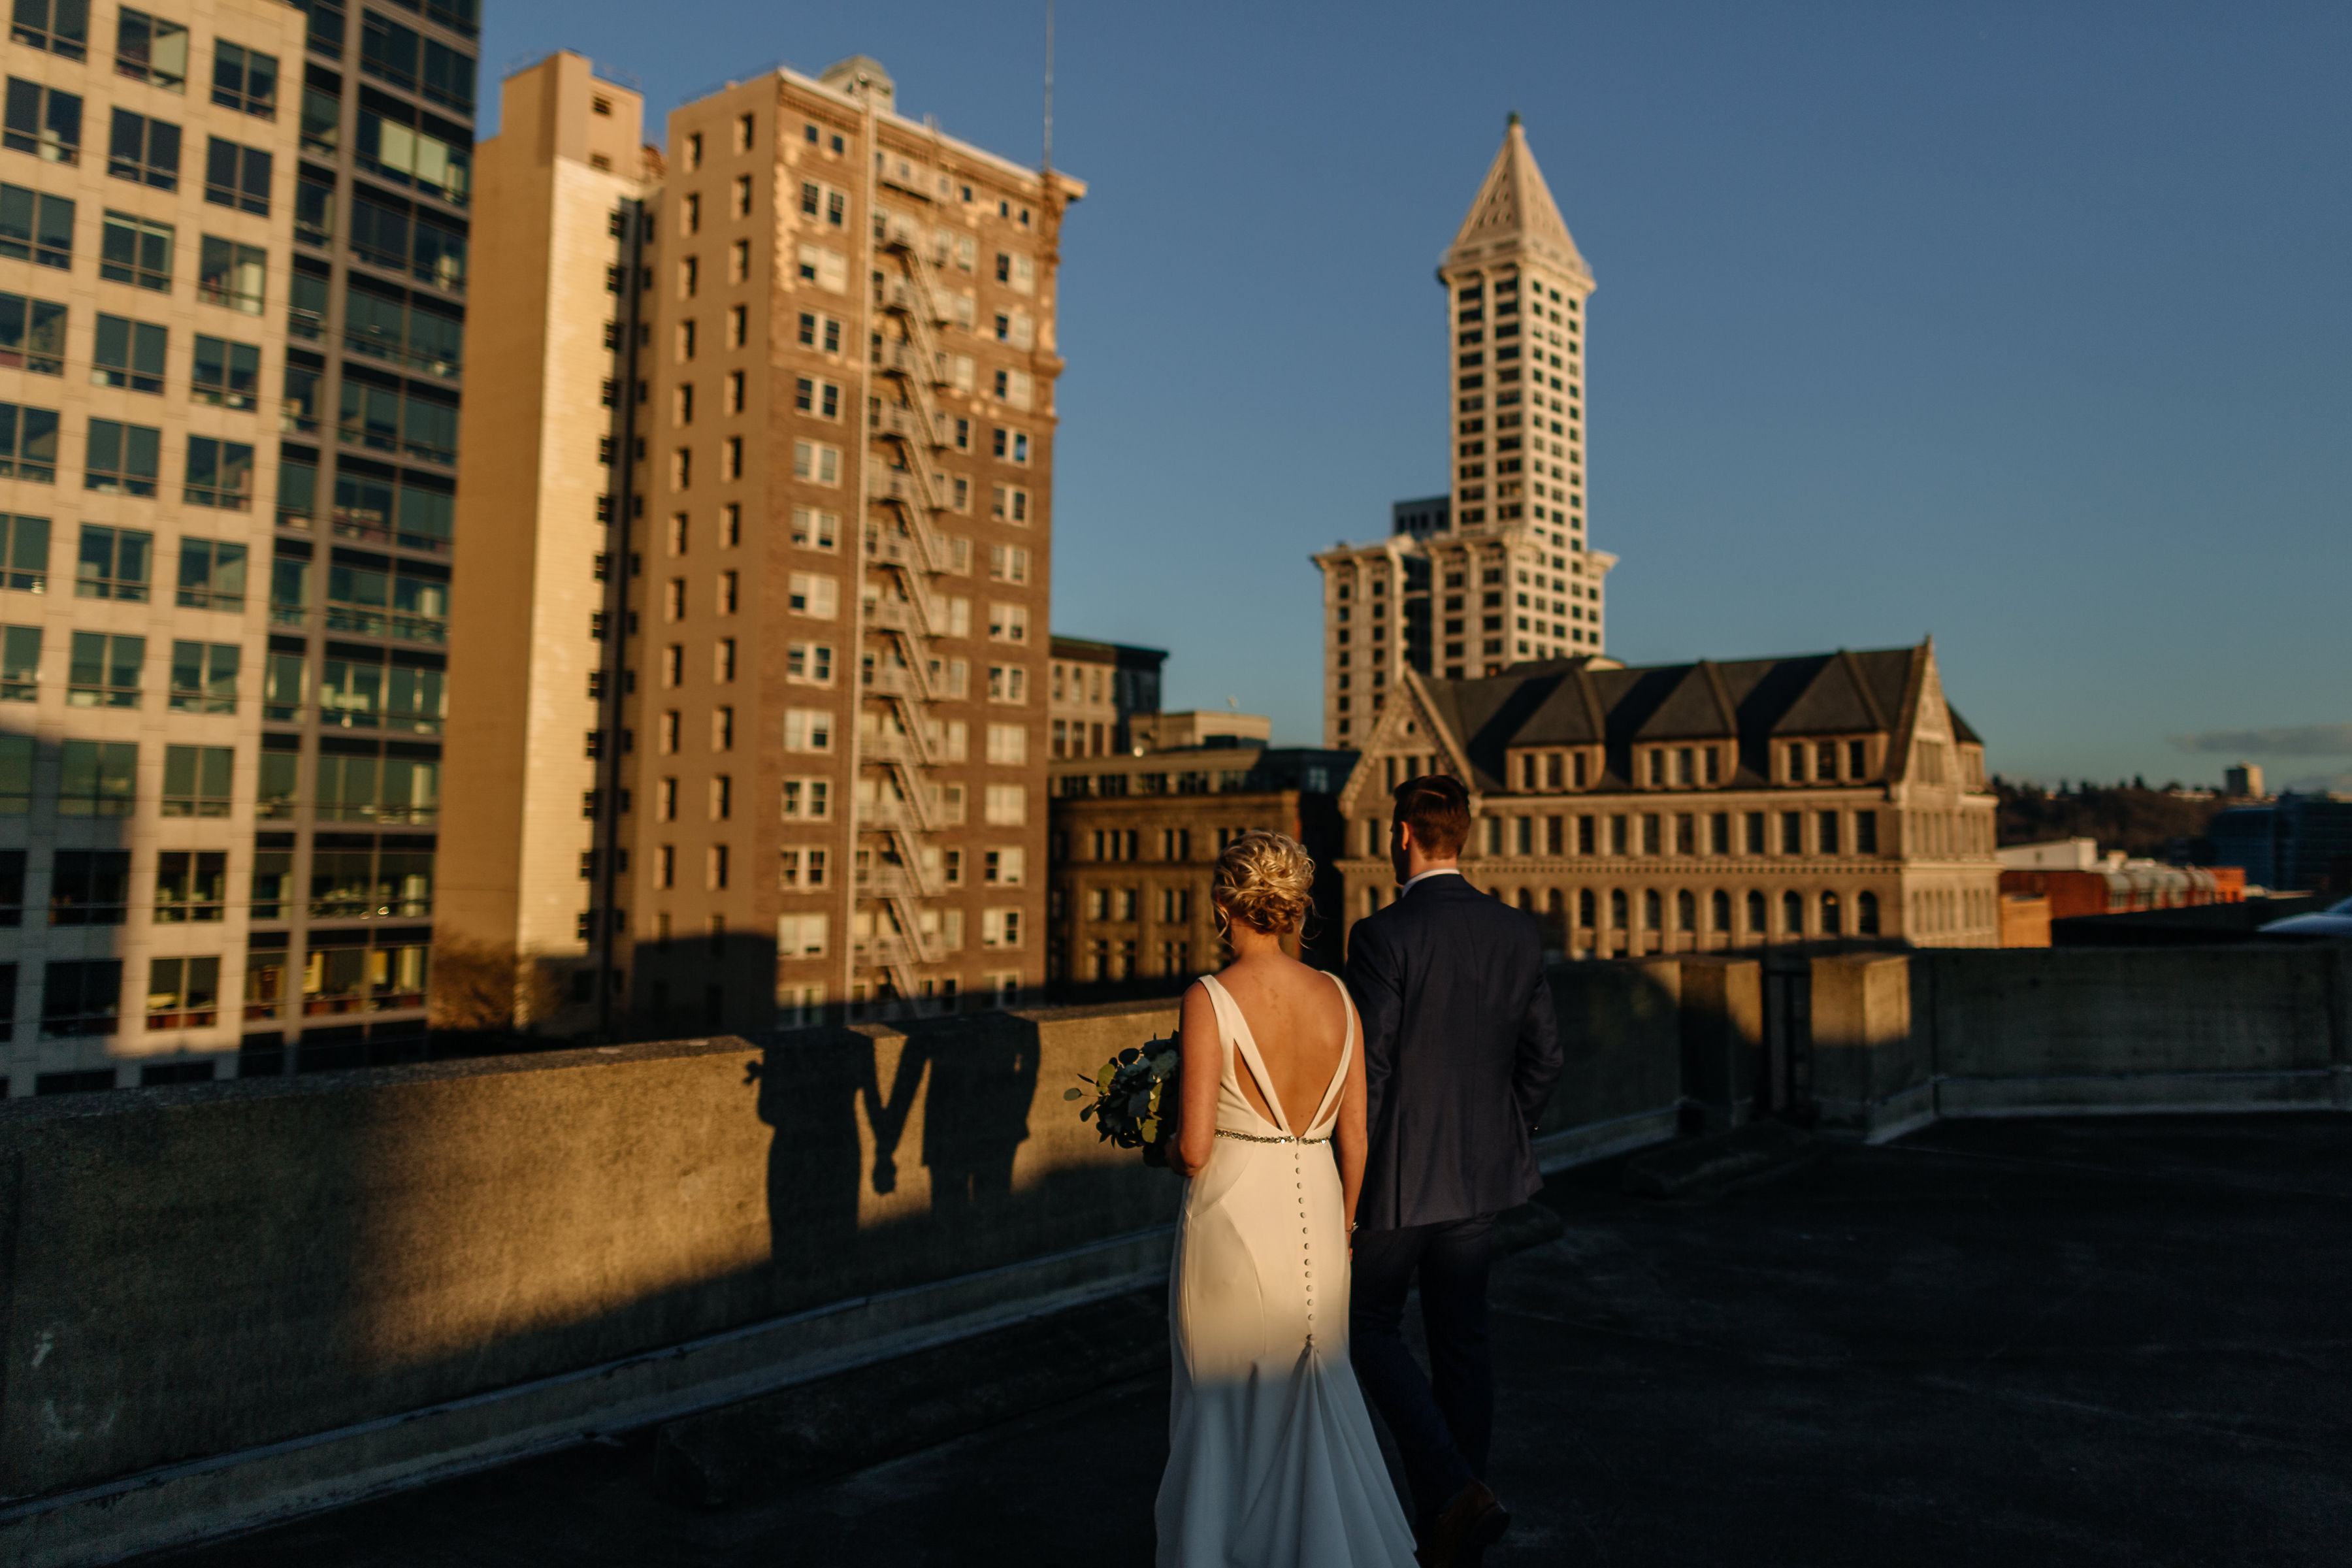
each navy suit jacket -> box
[1345,872,1563,1231]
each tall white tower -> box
[1313,116,1616,748]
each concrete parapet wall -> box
[1918,946,2352,1117]
[4,943,2344,1564]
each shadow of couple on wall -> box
[746,1009,1045,1294]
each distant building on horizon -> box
[1313,116,1617,749]
[1047,636,1161,759]
[2208,794,2352,894]
[2224,761,2264,798]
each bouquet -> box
[1067,1035,1181,1166]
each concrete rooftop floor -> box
[153,1114,2352,1567]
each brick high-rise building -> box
[445,54,1079,1034]
[0,0,482,1093]
[1315,116,1616,749]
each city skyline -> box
[483,3,2349,791]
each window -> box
[191,335,261,407]
[990,485,1030,523]
[777,913,829,958]
[58,740,136,815]
[985,723,1027,765]
[90,314,167,393]
[108,110,182,189]
[785,641,832,684]
[1780,811,1803,855]
[1,182,73,268]
[732,173,751,217]
[203,137,272,213]
[987,601,1029,644]
[792,377,841,418]
[783,708,832,752]
[710,705,734,751]
[1857,890,1882,936]
[1783,890,1806,936]
[0,623,35,698]
[198,236,266,312]
[153,853,228,923]
[1855,810,1879,856]
[787,572,837,617]
[157,639,244,716]
[1848,739,1869,779]
[983,783,1026,825]
[0,289,65,373]
[162,743,233,816]
[301,86,338,158]
[791,506,838,551]
[1744,811,1767,855]
[42,960,123,1038]
[14,0,88,56]
[987,664,1027,703]
[981,909,1022,948]
[0,401,58,482]
[142,955,221,1030]
[781,777,830,820]
[1786,743,1806,783]
[983,847,1025,885]
[350,190,468,289]
[5,78,83,163]
[987,543,1030,583]
[76,523,152,600]
[262,645,304,720]
[212,41,280,117]
[1818,810,1842,855]
[354,104,468,204]
[184,436,254,508]
[777,846,828,889]
[791,439,840,484]
[101,210,174,290]
[51,850,132,925]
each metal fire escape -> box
[853,215,962,1002]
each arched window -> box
[1644,888,1663,930]
[1676,889,1697,931]
[1579,887,1597,928]
[1711,889,1731,932]
[1516,887,1535,911]
[1821,890,1842,936]
[1858,889,1881,936]
[1610,888,1629,929]
[1746,889,1767,933]
[1782,889,1805,936]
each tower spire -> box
[1443,117,1588,280]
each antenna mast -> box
[1042,0,1054,174]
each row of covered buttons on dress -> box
[1299,1143,1315,1347]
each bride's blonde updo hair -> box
[1212,830,1316,935]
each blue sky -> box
[482,1,2352,789]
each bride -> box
[1154,831,1419,1567]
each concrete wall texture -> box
[2,943,2347,1564]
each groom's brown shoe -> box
[1416,1479,1510,1567]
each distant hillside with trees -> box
[1993,778,2238,861]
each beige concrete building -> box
[1047,634,1160,759]
[1315,116,1617,748]
[446,54,1079,1034]
[0,0,485,1092]
[1334,642,2002,955]
[439,54,653,1033]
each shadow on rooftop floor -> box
[147,1113,2352,1567]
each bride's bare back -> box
[1210,953,1349,1130]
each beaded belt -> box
[1214,1128,1332,1145]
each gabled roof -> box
[1443,116,1590,281]
[1384,644,1959,793]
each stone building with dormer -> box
[1333,641,2002,955]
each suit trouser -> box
[1349,1213,1497,1524]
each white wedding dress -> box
[1155,973,1419,1567]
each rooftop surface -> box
[152,1114,2352,1565]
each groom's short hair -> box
[1392,774,1470,858]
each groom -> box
[1346,774,1562,1567]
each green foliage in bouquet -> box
[1066,1036,1181,1162]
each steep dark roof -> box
[1414,644,1952,791]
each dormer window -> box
[1674,747,1695,785]
[1543,753,1563,789]
[1646,750,1666,787]
[1787,743,1807,783]
[1817,740,1839,781]
[1573,751,1589,789]
[1848,739,1868,779]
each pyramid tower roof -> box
[1443,116,1590,282]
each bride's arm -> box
[1335,988,1371,1239]
[1169,982,1221,1178]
